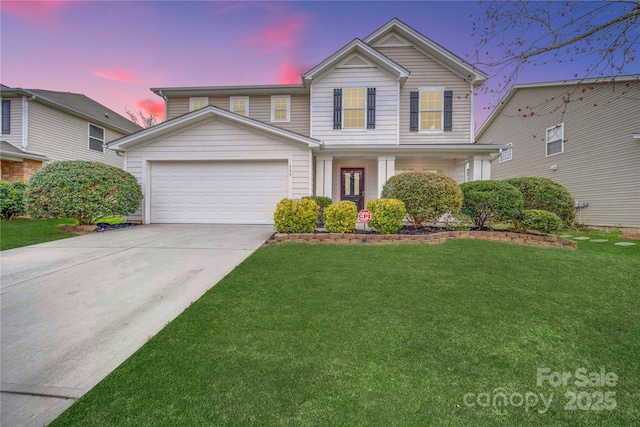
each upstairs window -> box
[271,96,290,122]
[420,89,443,130]
[410,88,452,132]
[1,100,10,134]
[230,97,249,116]
[499,143,513,163]
[189,97,208,111]
[546,123,564,156]
[333,87,376,129]
[88,124,105,153]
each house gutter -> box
[157,90,168,121]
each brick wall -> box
[1,159,43,182]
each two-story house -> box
[476,76,640,230]
[0,85,141,181]
[108,19,507,225]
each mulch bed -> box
[95,222,141,232]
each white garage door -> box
[150,161,288,224]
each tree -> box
[126,108,157,128]
[471,1,640,100]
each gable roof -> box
[364,18,488,88]
[0,85,141,134]
[302,38,410,86]
[107,105,321,151]
[0,140,49,162]
[475,74,640,139]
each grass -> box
[51,239,639,426]
[0,218,76,251]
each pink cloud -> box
[210,2,245,16]
[112,91,129,99]
[92,68,138,83]
[276,62,311,84]
[0,1,68,25]
[136,99,164,117]
[238,13,311,54]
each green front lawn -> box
[0,218,76,251]
[51,240,639,426]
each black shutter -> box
[333,88,342,129]
[410,91,419,132]
[444,90,453,132]
[1,100,10,134]
[367,88,376,129]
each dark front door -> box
[341,168,364,211]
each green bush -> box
[504,177,575,226]
[366,198,406,234]
[521,209,564,234]
[460,180,523,229]
[324,200,357,233]
[302,196,333,224]
[0,181,28,220]
[273,198,318,233]
[24,161,143,225]
[381,172,463,228]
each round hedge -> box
[521,209,564,234]
[381,172,462,228]
[0,181,28,220]
[460,180,523,229]
[25,161,143,225]
[504,177,575,226]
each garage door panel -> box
[151,161,288,224]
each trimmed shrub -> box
[273,198,319,233]
[0,181,28,220]
[24,161,143,225]
[460,180,523,229]
[324,200,357,233]
[366,198,406,234]
[302,196,333,224]
[521,209,564,234]
[381,172,463,228]
[504,177,575,226]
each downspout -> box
[22,94,36,150]
[157,90,168,121]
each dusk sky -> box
[2,1,636,129]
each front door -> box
[341,168,364,211]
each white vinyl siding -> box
[546,123,564,156]
[123,116,311,222]
[311,62,398,144]
[189,97,208,111]
[230,97,249,116]
[499,143,513,163]
[271,96,290,122]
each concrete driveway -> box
[1,224,273,426]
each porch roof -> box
[314,143,509,156]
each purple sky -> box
[2,1,634,129]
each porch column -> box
[377,156,395,197]
[467,155,491,181]
[315,156,333,198]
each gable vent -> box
[343,56,369,67]
[380,34,407,46]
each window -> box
[230,97,248,116]
[333,87,376,129]
[189,97,208,111]
[88,124,105,153]
[546,123,564,156]
[410,89,452,132]
[420,88,443,130]
[271,96,290,122]
[499,143,513,163]
[1,100,10,134]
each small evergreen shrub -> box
[24,161,143,225]
[504,177,575,226]
[302,196,333,224]
[521,209,564,234]
[273,198,319,233]
[0,181,28,220]
[323,200,357,233]
[366,198,406,234]
[460,180,523,229]
[381,172,463,228]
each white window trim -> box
[189,97,208,111]
[342,87,367,131]
[88,123,105,153]
[271,95,290,122]
[230,97,249,116]
[418,86,444,133]
[499,143,513,163]
[546,123,564,157]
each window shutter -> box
[333,88,342,129]
[1,100,10,134]
[410,91,419,132]
[443,90,453,132]
[366,88,376,129]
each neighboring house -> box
[0,85,142,181]
[108,19,507,225]
[476,76,640,230]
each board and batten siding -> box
[124,116,311,222]
[310,61,398,145]
[376,44,472,144]
[0,96,24,149]
[26,101,125,168]
[481,82,640,229]
[166,94,310,136]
